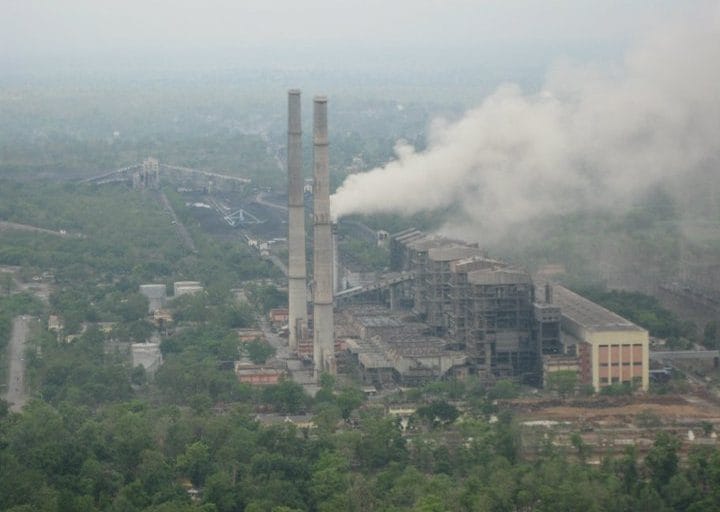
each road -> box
[255,192,288,213]
[156,190,198,253]
[265,253,288,277]
[4,316,30,412]
[0,220,82,238]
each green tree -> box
[262,380,309,414]
[245,338,276,364]
[356,412,407,470]
[177,441,212,487]
[336,387,365,420]
[1,272,13,294]
[487,379,519,400]
[546,370,577,398]
[310,451,349,511]
[703,321,719,349]
[414,400,460,429]
[645,432,681,489]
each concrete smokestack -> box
[333,226,341,293]
[312,96,335,376]
[287,90,307,352]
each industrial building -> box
[132,157,160,190]
[550,284,649,391]
[337,305,467,387]
[388,230,556,384]
[279,93,643,391]
[234,362,286,386]
[332,229,646,389]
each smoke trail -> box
[330,5,720,239]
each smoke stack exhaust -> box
[312,96,335,376]
[287,90,307,352]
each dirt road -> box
[4,316,30,412]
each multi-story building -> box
[552,285,649,391]
[386,230,650,389]
[390,230,540,383]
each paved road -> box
[4,316,30,412]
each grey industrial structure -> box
[312,96,336,376]
[281,93,644,389]
[338,305,468,387]
[333,229,647,389]
[286,90,308,353]
[384,230,561,385]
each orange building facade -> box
[554,286,649,391]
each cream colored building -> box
[553,285,649,391]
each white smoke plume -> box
[330,5,720,240]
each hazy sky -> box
[330,0,720,240]
[2,0,709,72]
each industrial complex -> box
[283,90,650,393]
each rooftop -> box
[467,267,532,286]
[357,316,404,328]
[428,245,484,262]
[552,285,645,332]
[450,256,502,273]
[407,235,473,252]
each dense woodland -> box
[3,377,720,511]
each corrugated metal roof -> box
[552,285,645,332]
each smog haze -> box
[1,1,698,78]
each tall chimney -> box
[287,90,307,352]
[312,96,335,376]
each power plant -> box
[283,91,649,391]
